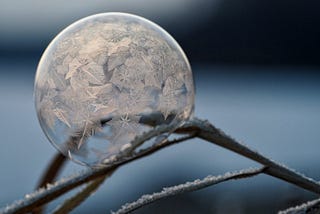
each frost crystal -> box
[34,13,195,166]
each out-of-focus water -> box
[1,61,320,213]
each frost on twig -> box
[189,118,320,194]
[112,167,266,214]
[33,153,67,214]
[1,118,320,214]
[51,173,110,214]
[278,198,320,214]
[103,120,183,162]
[0,130,194,214]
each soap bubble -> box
[34,13,195,166]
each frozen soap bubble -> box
[34,13,195,166]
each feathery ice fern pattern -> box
[34,13,195,166]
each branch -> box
[51,172,112,214]
[112,167,266,214]
[0,130,195,214]
[36,153,67,189]
[32,153,67,214]
[187,118,320,194]
[278,198,320,214]
[2,118,320,214]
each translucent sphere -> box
[34,13,195,166]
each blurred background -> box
[1,0,320,213]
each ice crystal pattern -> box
[34,13,195,166]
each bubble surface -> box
[34,13,195,166]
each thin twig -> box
[32,153,67,214]
[188,118,320,194]
[51,170,114,214]
[278,198,320,214]
[2,118,320,214]
[36,153,67,190]
[112,167,266,214]
[0,132,195,214]
[47,118,182,214]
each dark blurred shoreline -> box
[2,1,320,67]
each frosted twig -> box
[0,132,194,214]
[49,131,192,214]
[278,198,320,214]
[113,167,265,214]
[36,153,67,191]
[51,172,112,214]
[188,118,320,194]
[114,121,182,157]
[130,121,181,149]
[2,118,320,214]
[33,153,67,214]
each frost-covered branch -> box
[113,167,265,214]
[1,118,320,214]
[51,173,110,214]
[51,134,196,214]
[36,153,67,190]
[188,118,320,194]
[33,153,67,214]
[278,198,320,214]
[0,130,194,214]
